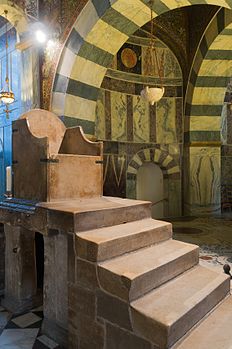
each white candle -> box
[6,166,12,192]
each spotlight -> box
[35,29,47,44]
[29,22,49,45]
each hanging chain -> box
[4,10,9,87]
[149,0,163,87]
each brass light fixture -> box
[0,10,15,105]
[141,0,164,105]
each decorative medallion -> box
[121,48,137,68]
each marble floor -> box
[0,305,60,349]
[170,213,232,273]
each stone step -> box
[130,265,230,349]
[76,218,172,262]
[39,196,152,232]
[98,239,199,301]
[174,295,232,349]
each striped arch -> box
[185,7,232,143]
[127,148,180,178]
[51,0,232,137]
[126,148,181,215]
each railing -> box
[151,198,168,206]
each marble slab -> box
[0,328,39,348]
[12,313,42,328]
[37,334,59,349]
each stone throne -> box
[12,109,103,201]
[0,108,107,345]
[1,109,229,349]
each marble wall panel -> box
[156,98,177,144]
[168,179,182,217]
[133,95,150,143]
[127,96,133,142]
[105,91,112,140]
[111,91,127,141]
[149,104,156,143]
[126,177,136,200]
[221,103,227,145]
[176,98,183,144]
[188,147,221,215]
[221,156,232,185]
[168,144,180,158]
[226,105,232,145]
[95,89,105,140]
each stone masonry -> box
[1,109,231,349]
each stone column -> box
[2,224,37,313]
[42,230,68,348]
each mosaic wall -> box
[95,35,183,217]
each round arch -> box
[0,1,28,34]
[185,7,232,141]
[184,7,232,215]
[51,0,232,137]
[126,147,181,217]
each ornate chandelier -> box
[141,0,164,105]
[0,10,15,105]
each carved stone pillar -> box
[42,230,68,348]
[2,225,38,313]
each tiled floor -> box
[170,214,232,273]
[0,305,60,349]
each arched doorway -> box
[137,162,164,219]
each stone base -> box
[1,291,42,314]
[41,317,68,349]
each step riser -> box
[168,277,230,348]
[131,276,230,349]
[175,295,232,349]
[98,248,199,301]
[76,223,172,262]
[74,204,151,232]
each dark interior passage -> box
[35,232,44,290]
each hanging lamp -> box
[141,0,164,105]
[0,10,15,105]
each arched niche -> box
[127,147,181,217]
